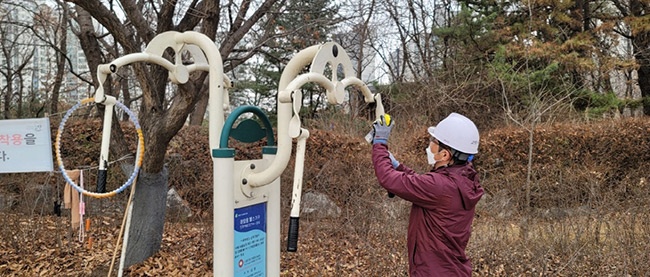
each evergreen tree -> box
[458,0,641,116]
[233,0,341,118]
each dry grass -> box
[470,211,650,276]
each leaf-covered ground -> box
[1,117,649,276]
[0,213,409,276]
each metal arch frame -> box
[89,31,386,277]
[91,31,236,276]
[238,42,387,254]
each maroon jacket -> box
[372,143,484,277]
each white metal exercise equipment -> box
[89,31,234,276]
[79,31,386,276]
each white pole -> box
[287,129,309,252]
[264,151,281,275]
[213,153,235,276]
[96,97,116,193]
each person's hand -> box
[388,151,400,169]
[372,114,393,145]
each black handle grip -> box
[388,192,395,198]
[97,169,107,193]
[287,216,300,252]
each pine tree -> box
[234,0,341,118]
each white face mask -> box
[426,146,437,165]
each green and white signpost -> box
[214,105,279,277]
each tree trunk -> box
[188,86,209,125]
[120,77,131,121]
[50,0,68,115]
[629,0,650,116]
[16,75,23,118]
[4,72,12,119]
[638,61,650,116]
[72,6,103,87]
[123,168,168,267]
[633,33,650,116]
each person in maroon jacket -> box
[371,113,484,277]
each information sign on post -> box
[234,202,267,277]
[0,118,53,173]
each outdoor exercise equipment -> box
[213,40,387,276]
[197,35,386,276]
[88,31,235,276]
[64,30,386,276]
[238,41,387,253]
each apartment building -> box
[0,0,90,112]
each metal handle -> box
[96,96,116,193]
[97,168,107,193]
[287,129,309,252]
[287,216,300,252]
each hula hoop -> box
[55,97,145,198]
